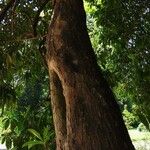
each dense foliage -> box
[0,0,149,149]
[85,0,150,130]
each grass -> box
[129,129,150,150]
[129,129,150,141]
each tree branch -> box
[0,0,16,22]
[0,34,47,45]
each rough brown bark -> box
[46,0,135,149]
[49,70,67,149]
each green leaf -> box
[24,106,31,119]
[4,119,10,129]
[10,120,16,131]
[14,126,22,137]
[22,141,44,149]
[11,147,17,150]
[1,137,6,144]
[6,137,12,149]
[43,127,49,142]
[28,129,43,141]
[2,118,8,122]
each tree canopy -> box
[85,0,150,129]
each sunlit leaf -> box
[28,129,43,141]
[22,140,44,149]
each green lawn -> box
[129,129,150,141]
[129,129,150,150]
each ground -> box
[129,129,150,150]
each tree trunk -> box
[49,70,67,149]
[46,0,135,149]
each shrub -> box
[123,105,139,129]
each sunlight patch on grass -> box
[129,129,150,141]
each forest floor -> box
[0,129,150,149]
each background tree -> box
[85,0,150,130]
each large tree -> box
[46,0,135,149]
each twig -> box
[0,34,47,45]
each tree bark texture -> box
[46,0,135,149]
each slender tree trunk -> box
[46,0,135,149]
